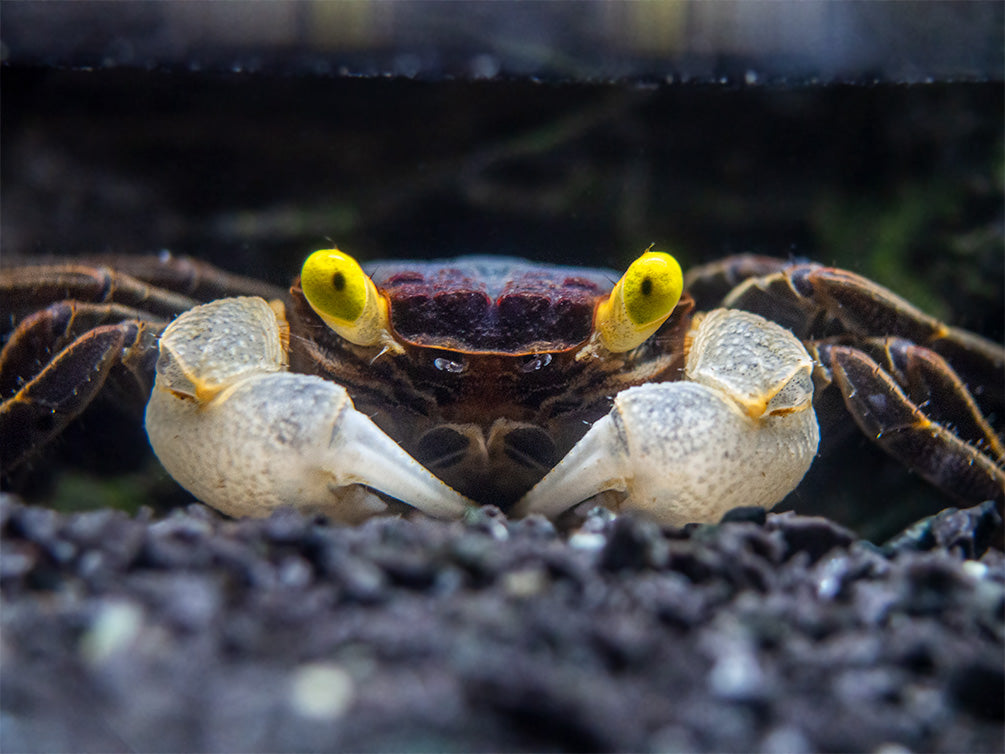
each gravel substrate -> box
[1,495,1002,753]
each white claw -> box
[145,297,471,522]
[516,309,820,526]
[509,412,628,520]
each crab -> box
[1,250,1002,526]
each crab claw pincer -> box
[145,297,471,522]
[514,309,820,526]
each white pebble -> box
[80,601,144,665]
[289,662,355,720]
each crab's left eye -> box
[596,250,683,353]
[301,249,393,348]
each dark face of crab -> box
[294,248,686,506]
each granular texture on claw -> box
[1,496,1002,753]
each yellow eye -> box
[595,250,683,353]
[301,249,395,349]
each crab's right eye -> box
[301,249,393,348]
[595,249,683,353]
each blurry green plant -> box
[812,159,1003,340]
[42,460,185,516]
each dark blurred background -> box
[2,1,1002,539]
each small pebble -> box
[289,662,355,720]
[502,567,549,598]
[80,600,144,665]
